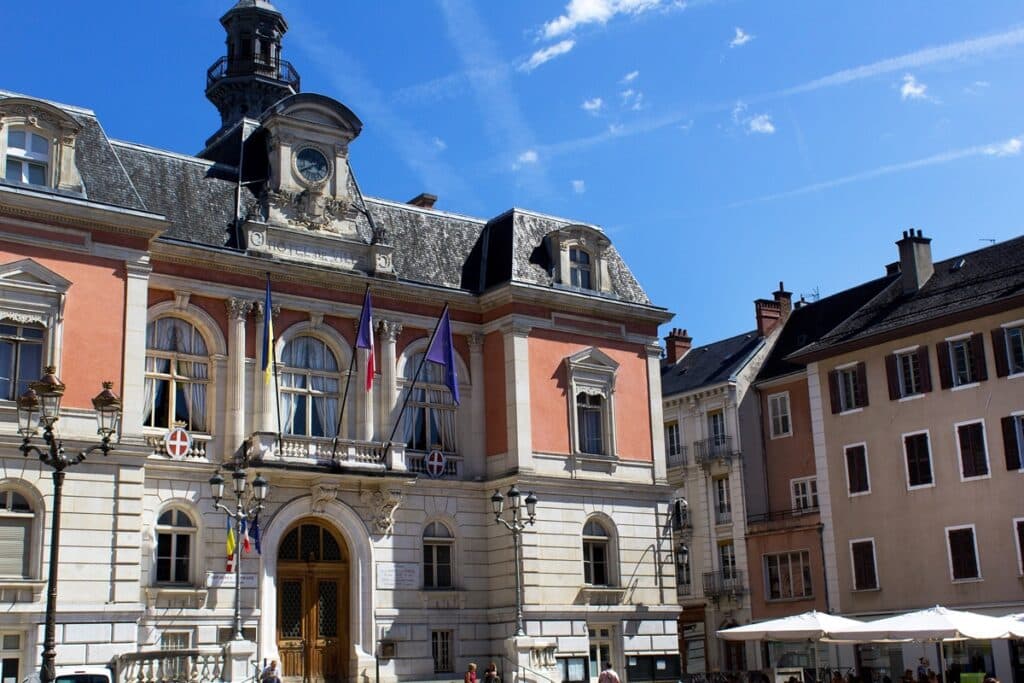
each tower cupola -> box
[205,0,300,141]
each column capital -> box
[253,301,281,319]
[226,297,252,321]
[645,341,664,358]
[468,332,485,352]
[378,319,403,342]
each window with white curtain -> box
[144,317,210,432]
[402,352,457,452]
[280,336,340,438]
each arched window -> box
[569,247,592,289]
[0,323,44,401]
[144,317,210,432]
[4,129,49,186]
[423,521,454,589]
[278,523,344,563]
[582,519,611,586]
[280,336,340,438]
[0,488,34,579]
[155,508,196,584]
[402,353,457,453]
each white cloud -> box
[729,27,753,48]
[517,149,539,164]
[747,113,775,134]
[900,73,928,100]
[571,179,586,193]
[608,123,625,135]
[679,119,694,132]
[964,79,991,94]
[432,137,447,151]
[582,97,605,112]
[520,39,576,72]
[621,70,640,83]
[984,137,1021,156]
[541,0,662,40]
[620,89,645,109]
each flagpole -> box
[387,303,449,445]
[332,285,370,460]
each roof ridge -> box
[364,195,486,224]
[110,139,224,168]
[0,89,96,117]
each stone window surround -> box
[953,418,990,482]
[0,480,44,583]
[0,97,83,193]
[768,391,791,438]
[790,476,818,512]
[1013,517,1024,577]
[421,517,457,590]
[944,523,982,583]
[901,428,934,491]
[565,347,619,460]
[581,514,619,588]
[999,318,1024,377]
[843,441,871,497]
[395,337,470,454]
[762,548,813,601]
[849,537,879,592]
[549,224,612,293]
[150,502,205,589]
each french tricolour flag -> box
[355,290,375,391]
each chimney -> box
[755,298,783,337]
[896,229,933,294]
[773,281,793,322]
[408,192,438,209]
[664,328,692,363]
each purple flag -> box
[425,308,460,405]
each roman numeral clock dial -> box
[296,147,329,183]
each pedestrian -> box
[598,661,620,683]
[261,660,281,683]
[465,663,478,683]
[483,662,500,683]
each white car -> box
[23,667,113,683]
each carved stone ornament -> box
[311,483,341,513]
[267,188,352,231]
[359,486,404,535]
[378,320,403,342]
[0,310,47,326]
[226,298,251,320]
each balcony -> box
[714,507,733,525]
[114,648,224,683]
[667,444,689,468]
[747,505,821,533]
[693,435,740,466]
[702,569,746,601]
[247,432,407,473]
[206,55,301,90]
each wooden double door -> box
[277,522,349,683]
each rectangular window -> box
[161,631,192,650]
[791,477,818,512]
[896,351,921,396]
[764,550,813,600]
[1003,415,1024,471]
[577,393,605,455]
[714,477,731,524]
[850,539,878,590]
[950,339,973,386]
[768,392,791,438]
[1007,326,1024,375]
[0,324,44,402]
[1015,518,1024,577]
[955,421,989,479]
[719,542,737,580]
[939,335,987,388]
[845,444,870,495]
[664,421,681,458]
[423,543,452,588]
[431,630,453,673]
[903,431,933,488]
[569,247,592,289]
[708,410,726,442]
[829,363,868,413]
[946,526,980,581]
[0,632,22,683]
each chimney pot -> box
[896,229,934,294]
[408,192,438,209]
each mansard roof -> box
[660,329,764,396]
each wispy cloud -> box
[520,39,576,72]
[620,89,645,109]
[964,79,991,94]
[582,97,605,113]
[729,27,753,48]
[900,73,929,100]
[747,113,775,134]
[541,0,661,40]
[432,137,447,151]
[732,134,1023,206]
[514,149,540,169]
[571,179,586,193]
[621,69,640,83]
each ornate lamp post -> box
[491,485,537,637]
[209,468,268,640]
[17,367,121,683]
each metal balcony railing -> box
[747,504,821,525]
[206,55,301,90]
[702,569,746,599]
[667,444,689,467]
[714,507,733,525]
[693,435,739,464]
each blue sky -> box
[6,1,1024,342]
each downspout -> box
[817,523,831,612]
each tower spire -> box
[205,1,300,141]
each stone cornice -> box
[0,185,165,240]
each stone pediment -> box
[244,220,395,279]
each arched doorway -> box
[276,520,349,683]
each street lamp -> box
[491,484,537,637]
[209,467,268,640]
[17,368,121,683]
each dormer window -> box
[569,247,592,289]
[4,130,49,187]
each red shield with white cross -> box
[425,449,446,479]
[164,427,192,459]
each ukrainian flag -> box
[262,274,274,385]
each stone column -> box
[645,341,668,484]
[253,301,280,434]
[225,298,250,458]
[120,257,152,438]
[503,323,533,472]
[378,320,402,442]
[356,338,374,441]
[468,332,486,477]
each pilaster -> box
[225,298,250,459]
[645,342,667,484]
[468,332,486,477]
[120,258,151,438]
[504,323,533,471]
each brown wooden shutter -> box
[828,370,841,414]
[1004,415,1022,470]
[885,354,900,400]
[992,328,1010,378]
[846,445,868,493]
[936,341,952,389]
[917,346,932,393]
[969,333,988,382]
[855,362,869,407]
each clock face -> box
[296,148,330,183]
